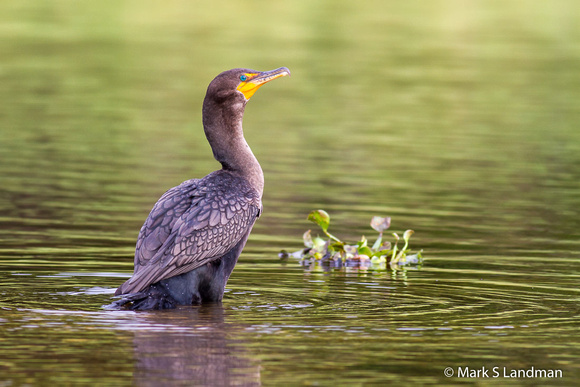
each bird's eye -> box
[240,75,247,82]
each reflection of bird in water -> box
[130,306,261,386]
[112,67,290,310]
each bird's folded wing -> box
[116,176,260,295]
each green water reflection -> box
[1,0,579,385]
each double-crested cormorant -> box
[112,67,290,310]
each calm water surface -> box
[1,1,579,386]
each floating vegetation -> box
[280,210,423,270]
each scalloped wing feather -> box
[116,171,261,295]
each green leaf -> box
[307,210,330,232]
[371,249,392,257]
[307,210,342,243]
[357,235,368,248]
[313,237,327,250]
[303,230,314,248]
[357,246,373,257]
[371,234,382,251]
[370,216,391,232]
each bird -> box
[111,67,290,310]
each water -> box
[1,1,579,385]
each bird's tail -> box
[104,283,178,310]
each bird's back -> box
[115,170,262,295]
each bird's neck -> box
[202,100,264,197]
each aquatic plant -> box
[281,210,423,268]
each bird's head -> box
[205,67,291,104]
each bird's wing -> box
[133,180,197,268]
[116,174,260,295]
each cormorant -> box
[111,67,290,310]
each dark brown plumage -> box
[111,67,290,310]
